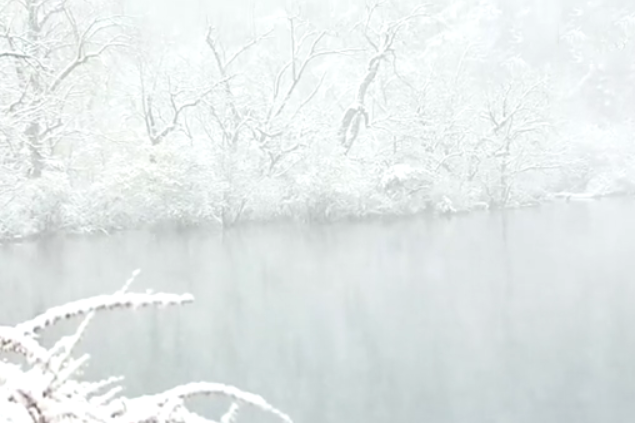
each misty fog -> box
[1,0,635,422]
[4,200,635,423]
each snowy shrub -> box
[379,163,433,213]
[0,270,292,423]
[69,143,227,232]
[552,121,635,196]
[0,171,73,239]
[285,151,381,222]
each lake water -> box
[2,199,635,423]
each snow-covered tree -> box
[0,0,127,177]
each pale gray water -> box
[2,199,635,423]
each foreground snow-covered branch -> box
[0,270,292,423]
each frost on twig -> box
[0,326,49,363]
[17,292,194,335]
[0,269,292,423]
[114,382,293,423]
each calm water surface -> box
[2,199,635,423]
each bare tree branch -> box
[50,16,127,92]
[0,51,31,59]
[142,73,233,146]
[205,26,272,124]
[338,4,425,151]
[268,24,359,124]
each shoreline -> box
[1,189,632,246]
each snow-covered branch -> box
[338,4,426,152]
[50,15,128,92]
[141,71,232,146]
[0,270,292,423]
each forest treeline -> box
[1,0,634,239]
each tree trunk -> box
[26,122,43,178]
